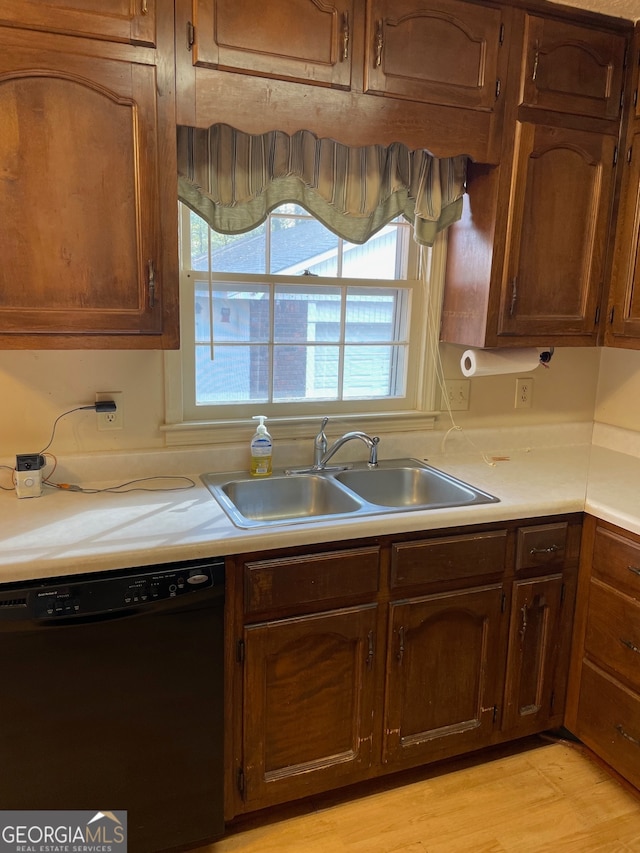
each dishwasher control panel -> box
[0,559,224,621]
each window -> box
[164,203,444,444]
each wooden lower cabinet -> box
[242,605,378,809]
[230,515,581,817]
[566,516,640,790]
[383,585,505,768]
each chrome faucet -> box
[318,430,379,469]
[314,416,329,466]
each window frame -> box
[162,206,447,446]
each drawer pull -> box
[621,638,640,655]
[529,545,560,556]
[615,724,640,746]
[366,630,374,669]
[628,565,640,577]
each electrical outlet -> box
[96,391,123,431]
[442,380,470,411]
[515,377,533,409]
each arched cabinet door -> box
[364,0,504,111]
[190,0,354,89]
[0,32,163,338]
[521,15,625,121]
[0,1,155,46]
[497,122,615,340]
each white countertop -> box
[0,422,637,584]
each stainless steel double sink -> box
[201,458,499,528]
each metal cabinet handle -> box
[532,39,540,81]
[141,0,148,14]
[374,20,384,68]
[509,276,517,317]
[529,544,560,556]
[519,604,528,641]
[628,565,640,577]
[397,626,404,664]
[366,630,374,668]
[342,11,350,61]
[148,259,156,308]
[616,724,640,746]
[621,638,640,655]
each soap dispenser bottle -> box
[250,415,272,477]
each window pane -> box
[343,345,407,398]
[200,224,267,274]
[196,345,269,404]
[273,345,340,402]
[343,223,407,280]
[345,288,402,343]
[195,283,270,344]
[274,285,342,343]
[270,216,338,276]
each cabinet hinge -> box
[610,306,615,324]
[495,78,501,100]
[499,23,505,45]
[613,145,618,166]
[634,90,638,108]
[595,305,600,325]
[237,767,245,797]
[501,592,506,613]
[187,20,195,51]
[237,639,245,663]
[560,582,566,604]
[623,45,628,69]
[628,145,634,164]
[493,705,498,724]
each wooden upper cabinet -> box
[497,122,614,339]
[191,0,354,89]
[0,0,156,46]
[364,0,504,111]
[0,32,165,340]
[520,15,625,122]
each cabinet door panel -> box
[243,605,377,807]
[0,1,155,46]
[608,127,640,342]
[383,585,504,768]
[365,0,502,110]
[521,15,625,121]
[193,0,353,89]
[498,123,614,338]
[503,574,565,735]
[0,40,162,335]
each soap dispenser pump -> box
[250,415,272,477]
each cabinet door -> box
[521,15,625,121]
[502,574,566,735]
[191,0,353,89]
[0,33,163,337]
[383,585,504,769]
[242,605,377,809]
[0,1,155,46]
[364,0,503,111]
[607,126,640,343]
[498,122,615,339]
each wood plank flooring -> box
[203,737,640,852]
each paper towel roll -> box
[460,348,542,377]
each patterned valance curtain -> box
[177,124,467,247]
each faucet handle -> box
[314,417,329,465]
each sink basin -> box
[201,459,498,528]
[205,473,362,527]
[335,464,496,509]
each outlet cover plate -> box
[96,391,123,431]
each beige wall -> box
[594,347,640,430]
[0,343,604,459]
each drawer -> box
[391,530,507,590]
[244,546,380,615]
[576,659,640,791]
[516,523,567,572]
[585,580,640,693]
[593,526,640,599]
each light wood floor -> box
[203,737,640,852]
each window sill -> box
[161,410,436,447]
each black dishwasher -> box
[0,557,225,853]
